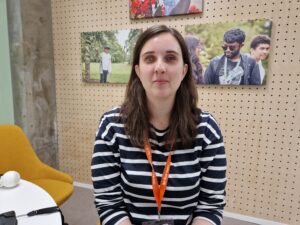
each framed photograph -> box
[184,19,272,85]
[130,0,203,19]
[81,29,142,83]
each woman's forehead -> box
[141,33,182,54]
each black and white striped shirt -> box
[91,107,226,225]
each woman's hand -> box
[192,218,214,225]
[118,218,133,225]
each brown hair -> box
[250,35,271,49]
[121,24,200,148]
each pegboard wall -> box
[51,0,300,224]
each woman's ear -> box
[182,64,188,78]
[135,65,140,78]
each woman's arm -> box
[92,115,129,225]
[193,113,227,225]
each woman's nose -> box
[154,59,166,73]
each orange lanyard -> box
[144,140,173,218]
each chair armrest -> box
[38,163,73,184]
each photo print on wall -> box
[185,19,272,85]
[129,0,203,19]
[81,19,272,85]
[81,29,143,83]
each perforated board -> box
[51,0,300,224]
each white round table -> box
[0,179,62,225]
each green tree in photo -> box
[125,29,143,65]
[81,29,142,83]
[81,32,95,80]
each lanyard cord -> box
[144,140,173,219]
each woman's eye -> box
[165,55,177,62]
[144,55,155,63]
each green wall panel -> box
[0,0,14,124]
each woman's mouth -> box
[154,80,168,85]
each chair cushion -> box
[31,178,74,205]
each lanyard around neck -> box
[144,140,173,217]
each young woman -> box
[184,35,204,84]
[91,25,226,225]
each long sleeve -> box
[193,114,227,225]
[108,57,112,74]
[91,115,129,225]
[249,61,261,85]
[99,53,103,71]
[203,58,218,84]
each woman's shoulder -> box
[102,106,121,117]
[197,111,223,140]
[199,110,214,119]
[199,111,221,128]
[99,106,122,125]
[97,106,124,135]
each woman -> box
[184,35,203,84]
[91,25,226,225]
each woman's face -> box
[135,33,188,102]
[195,43,202,56]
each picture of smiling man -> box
[250,35,271,84]
[204,28,261,85]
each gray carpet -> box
[60,186,98,225]
[60,186,258,225]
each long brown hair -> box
[121,25,200,148]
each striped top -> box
[91,107,226,225]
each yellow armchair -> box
[0,124,73,205]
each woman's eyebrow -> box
[165,50,180,55]
[141,50,180,57]
[141,51,155,57]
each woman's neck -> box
[147,97,174,130]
